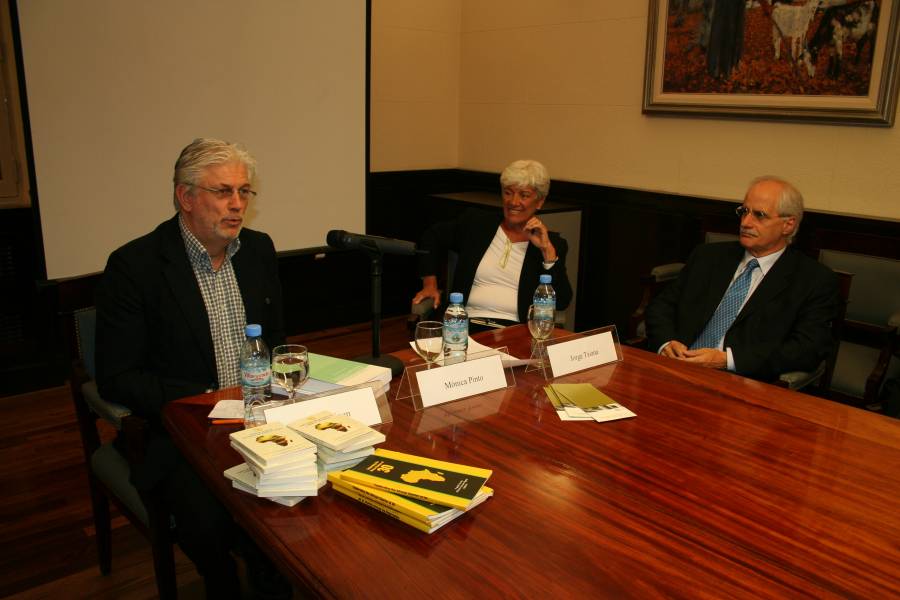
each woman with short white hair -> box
[413,159,573,330]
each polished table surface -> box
[163,326,900,598]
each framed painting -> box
[643,0,900,125]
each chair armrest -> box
[82,380,132,430]
[865,324,899,403]
[627,263,684,347]
[777,361,825,391]
[408,297,435,339]
[888,311,900,330]
[623,334,648,349]
[650,262,685,281]
[411,297,434,319]
[627,275,656,344]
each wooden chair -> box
[815,230,900,408]
[773,270,852,392]
[625,262,684,348]
[62,298,177,598]
[627,231,736,348]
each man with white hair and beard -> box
[96,138,291,598]
[646,176,840,381]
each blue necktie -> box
[690,259,759,350]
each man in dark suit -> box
[646,176,839,381]
[96,138,289,598]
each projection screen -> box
[17,0,366,279]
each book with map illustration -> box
[237,443,317,477]
[317,445,375,465]
[289,411,385,452]
[225,463,326,506]
[340,448,492,510]
[329,471,494,533]
[229,423,317,470]
[329,471,491,520]
[251,460,317,485]
[224,462,318,497]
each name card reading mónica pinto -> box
[415,354,507,408]
[546,331,619,377]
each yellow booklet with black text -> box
[329,472,494,533]
[329,471,453,522]
[340,448,492,510]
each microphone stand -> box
[354,248,404,377]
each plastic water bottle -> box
[532,274,556,339]
[443,292,468,365]
[240,323,271,428]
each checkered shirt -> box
[178,215,246,388]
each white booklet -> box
[289,411,385,452]
[229,423,317,468]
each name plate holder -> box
[529,325,623,380]
[253,380,393,427]
[396,347,516,411]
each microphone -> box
[326,230,419,256]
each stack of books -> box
[328,449,493,534]
[225,423,321,506]
[307,353,392,396]
[290,411,386,473]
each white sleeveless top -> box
[466,227,528,321]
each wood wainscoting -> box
[369,169,900,335]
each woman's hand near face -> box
[524,217,557,263]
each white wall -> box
[373,1,900,222]
[20,0,367,279]
[371,0,460,171]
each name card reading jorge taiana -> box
[415,354,508,408]
[547,330,620,377]
[569,349,601,363]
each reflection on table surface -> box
[163,325,900,599]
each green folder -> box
[308,353,369,384]
[548,383,616,409]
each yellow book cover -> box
[331,479,494,533]
[328,472,452,522]
[340,448,491,510]
[331,481,437,533]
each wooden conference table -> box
[163,326,900,598]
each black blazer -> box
[417,208,573,321]
[96,215,284,488]
[646,242,839,381]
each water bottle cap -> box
[245,323,262,337]
[449,292,464,304]
[539,274,552,284]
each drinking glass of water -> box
[272,344,309,400]
[414,321,444,369]
[527,304,555,341]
